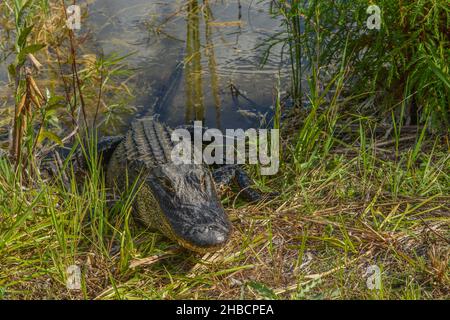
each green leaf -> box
[38,130,63,146]
[247,281,278,300]
[13,0,21,22]
[428,61,450,89]
[16,43,46,65]
[17,0,34,27]
[17,24,33,48]
[8,64,16,78]
[48,95,65,107]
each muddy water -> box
[0,0,290,137]
[87,0,289,130]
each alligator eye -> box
[161,178,174,192]
[200,175,206,192]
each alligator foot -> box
[213,165,272,202]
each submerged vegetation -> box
[0,0,449,299]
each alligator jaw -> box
[167,218,233,253]
[178,212,233,253]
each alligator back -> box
[106,118,174,228]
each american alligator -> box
[77,117,263,253]
[104,118,225,252]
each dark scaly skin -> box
[212,165,267,202]
[106,118,232,253]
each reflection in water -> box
[184,0,204,122]
[184,0,222,126]
[203,0,222,128]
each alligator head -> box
[145,163,232,252]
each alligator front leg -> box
[212,165,265,202]
[178,122,276,202]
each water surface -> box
[0,0,290,138]
[86,0,289,130]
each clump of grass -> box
[0,136,139,299]
[267,0,449,129]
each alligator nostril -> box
[215,233,225,242]
[187,223,230,248]
[209,227,227,244]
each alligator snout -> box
[185,222,232,251]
